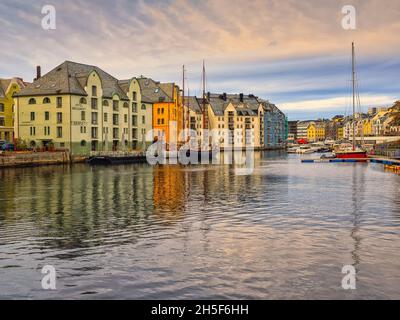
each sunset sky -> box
[1,0,399,119]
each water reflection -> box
[0,152,399,299]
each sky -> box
[0,0,399,120]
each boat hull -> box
[335,151,367,159]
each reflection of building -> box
[153,165,187,218]
[15,62,131,154]
[0,78,26,142]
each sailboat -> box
[335,42,368,159]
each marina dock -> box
[301,157,400,166]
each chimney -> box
[222,92,227,101]
[239,93,244,102]
[35,66,41,80]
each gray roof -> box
[207,93,263,116]
[184,96,203,114]
[15,61,129,100]
[136,78,173,104]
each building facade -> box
[0,78,26,143]
[15,61,131,154]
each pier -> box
[301,157,400,166]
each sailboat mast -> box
[182,65,186,137]
[202,60,206,130]
[352,42,356,151]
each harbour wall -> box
[0,152,71,168]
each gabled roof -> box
[136,77,174,104]
[15,61,129,100]
[0,78,27,99]
[184,96,203,114]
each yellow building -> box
[14,61,132,154]
[0,78,26,142]
[184,96,204,145]
[307,122,326,142]
[207,93,264,148]
[134,78,183,145]
[363,118,373,136]
[337,126,344,140]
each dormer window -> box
[80,97,87,104]
[132,91,137,101]
[28,98,36,105]
[92,86,97,96]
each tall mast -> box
[202,60,207,130]
[182,65,185,136]
[352,42,356,150]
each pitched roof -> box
[136,77,173,103]
[15,61,129,100]
[184,96,203,114]
[207,93,268,116]
[0,78,27,99]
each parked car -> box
[1,143,15,151]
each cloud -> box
[0,0,399,119]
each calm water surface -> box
[0,151,399,299]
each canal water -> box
[0,151,399,299]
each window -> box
[104,113,108,122]
[92,86,97,96]
[57,112,62,124]
[124,114,128,123]
[28,98,36,105]
[91,98,98,109]
[44,126,50,135]
[91,127,98,139]
[103,100,109,107]
[123,102,129,108]
[113,114,119,126]
[113,100,119,111]
[113,128,119,139]
[132,128,138,139]
[161,119,165,125]
[80,97,87,104]
[57,97,62,108]
[157,119,160,125]
[0,117,5,126]
[30,112,35,121]
[92,112,98,125]
[81,140,86,147]
[81,111,86,121]
[132,91,137,101]
[30,127,36,136]
[0,103,5,112]
[57,127,62,138]
[157,108,160,115]
[161,108,164,114]
[43,97,51,104]
[132,115,137,126]
[141,104,146,110]
[132,103,137,113]
[45,112,50,121]
[142,116,145,124]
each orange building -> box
[137,78,183,145]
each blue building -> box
[263,102,286,149]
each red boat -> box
[335,150,367,159]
